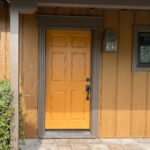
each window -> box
[132,26,150,71]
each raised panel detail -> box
[46,30,91,129]
[51,53,66,81]
[71,53,86,81]
[72,36,87,48]
[51,35,67,47]
[50,91,66,120]
[70,91,85,120]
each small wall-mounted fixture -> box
[103,29,118,52]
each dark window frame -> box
[132,25,150,72]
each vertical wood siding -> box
[116,12,133,137]
[131,12,149,137]
[100,10,150,138]
[20,14,38,138]
[1,8,150,138]
[0,7,9,79]
[38,9,150,138]
[100,10,119,137]
[19,9,150,138]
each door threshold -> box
[41,130,96,139]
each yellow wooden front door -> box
[45,30,91,129]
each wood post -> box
[9,2,36,149]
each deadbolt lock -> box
[86,85,90,101]
[86,77,90,82]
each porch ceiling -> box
[12,0,150,10]
[0,0,9,7]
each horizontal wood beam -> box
[37,15,103,29]
[0,0,9,7]
[10,1,37,13]
[13,0,150,6]
[37,0,150,6]
[11,0,150,10]
[38,4,150,10]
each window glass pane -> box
[139,33,150,64]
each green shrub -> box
[19,93,25,147]
[0,78,14,150]
[0,78,25,150]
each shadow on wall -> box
[21,77,38,138]
[23,112,38,138]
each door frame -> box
[37,15,103,138]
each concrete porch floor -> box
[19,138,150,150]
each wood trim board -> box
[11,0,150,10]
[10,9,19,150]
[37,15,103,138]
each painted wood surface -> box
[45,30,91,129]
[0,7,9,79]
[1,8,150,138]
[19,14,38,138]
[131,12,150,137]
[100,10,119,137]
[116,12,133,137]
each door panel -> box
[70,90,85,120]
[45,30,91,129]
[50,91,66,120]
[71,53,86,81]
[51,52,66,81]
